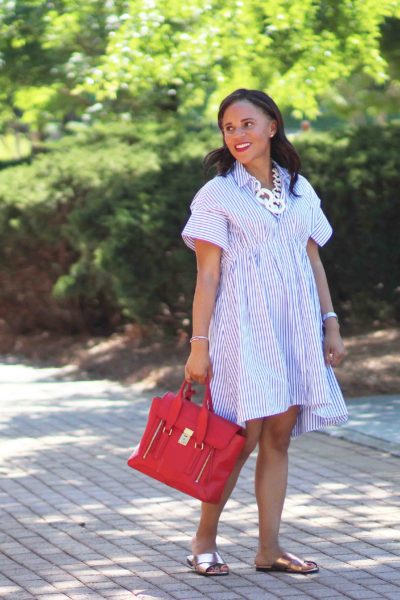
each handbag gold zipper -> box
[195,449,212,483]
[143,419,164,459]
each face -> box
[221,100,277,165]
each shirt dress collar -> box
[232,159,289,189]
[231,159,290,213]
[232,160,252,188]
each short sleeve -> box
[181,186,229,252]
[310,188,333,247]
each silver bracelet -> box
[190,335,209,343]
[322,311,339,323]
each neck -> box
[243,155,273,187]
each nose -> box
[233,126,247,139]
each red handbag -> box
[127,380,246,504]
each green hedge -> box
[0,121,212,333]
[296,124,400,327]
[0,121,399,334]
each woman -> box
[181,89,347,576]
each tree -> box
[0,0,119,132]
[321,16,400,124]
[1,0,399,134]
[86,0,400,120]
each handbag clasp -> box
[178,427,194,446]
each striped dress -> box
[182,160,348,436]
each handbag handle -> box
[196,378,213,446]
[165,380,189,431]
[202,377,213,411]
[165,378,214,445]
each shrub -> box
[0,120,399,334]
[0,121,214,333]
[297,123,400,327]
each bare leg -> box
[254,406,299,566]
[191,418,263,573]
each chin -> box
[233,153,253,165]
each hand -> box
[184,346,213,384]
[323,329,346,367]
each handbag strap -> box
[165,379,214,445]
[202,378,213,412]
[196,379,213,446]
[165,379,194,431]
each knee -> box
[237,419,263,463]
[238,437,258,462]
[263,430,292,454]
[259,407,299,455]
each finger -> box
[197,372,210,385]
[333,348,346,364]
[333,353,344,367]
[198,372,208,385]
[332,353,344,367]
[188,372,204,384]
[323,342,331,364]
[324,348,336,366]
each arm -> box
[306,238,346,367]
[184,239,222,384]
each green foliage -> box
[0,120,399,334]
[297,123,400,326]
[0,133,31,162]
[0,121,214,332]
[1,1,399,133]
[0,0,120,131]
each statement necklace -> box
[254,166,286,215]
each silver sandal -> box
[186,552,229,576]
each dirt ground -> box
[1,326,399,398]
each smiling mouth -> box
[234,142,251,152]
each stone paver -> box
[1,361,400,599]
[328,394,400,457]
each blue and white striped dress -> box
[182,160,348,436]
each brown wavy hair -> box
[204,88,301,195]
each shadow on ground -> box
[1,364,400,599]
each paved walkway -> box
[1,360,400,600]
[328,395,400,457]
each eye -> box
[224,125,233,133]
[244,121,254,128]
